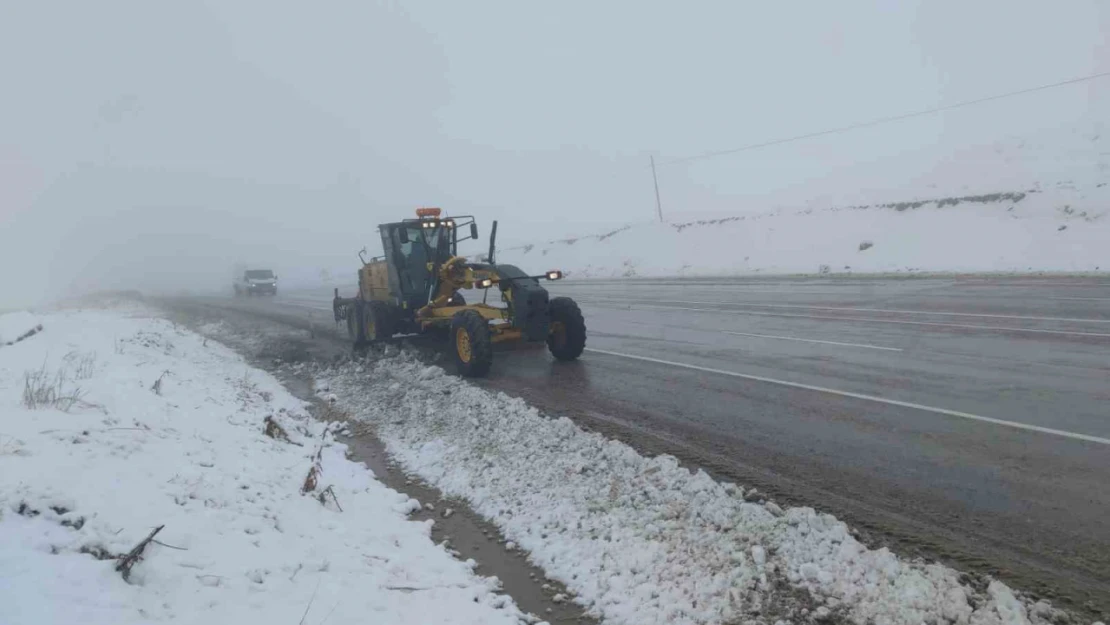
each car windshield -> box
[245,270,273,279]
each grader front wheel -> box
[450,310,493,377]
[547,297,586,361]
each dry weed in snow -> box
[20,363,87,412]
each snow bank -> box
[501,185,1110,277]
[321,352,1079,625]
[0,311,42,346]
[0,310,527,625]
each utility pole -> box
[650,155,663,222]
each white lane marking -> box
[279,297,332,306]
[579,301,1110,338]
[611,316,1110,374]
[555,286,1110,302]
[281,301,333,312]
[584,348,1110,446]
[590,298,1110,324]
[725,331,903,352]
[557,286,894,295]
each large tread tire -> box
[547,297,586,361]
[450,310,493,377]
[346,305,363,344]
[364,301,395,342]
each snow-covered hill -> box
[501,120,1110,277]
[501,185,1109,277]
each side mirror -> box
[470,223,479,240]
[398,228,410,244]
[273,275,278,281]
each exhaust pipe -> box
[488,220,498,265]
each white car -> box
[234,269,277,296]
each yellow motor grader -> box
[332,208,586,377]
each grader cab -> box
[333,208,586,377]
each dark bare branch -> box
[115,525,165,581]
[151,539,187,551]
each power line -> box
[657,70,1110,167]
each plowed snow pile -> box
[320,352,1093,625]
[0,308,526,625]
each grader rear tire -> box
[345,306,363,344]
[363,301,395,342]
[450,310,493,377]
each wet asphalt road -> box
[176,276,1110,615]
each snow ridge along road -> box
[0,307,527,625]
[171,275,1110,619]
[319,351,1082,625]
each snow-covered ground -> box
[0,307,528,625]
[3,304,1101,625]
[500,185,1110,278]
[318,351,1094,625]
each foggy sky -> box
[2,1,1107,307]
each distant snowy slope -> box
[499,118,1109,276]
[502,185,1109,277]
